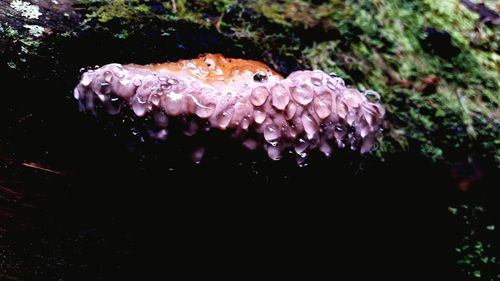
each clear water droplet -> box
[313,95,332,119]
[191,146,205,164]
[250,86,269,106]
[264,123,281,143]
[301,113,317,139]
[103,70,113,82]
[133,78,142,86]
[81,73,93,86]
[294,137,309,154]
[271,84,290,110]
[285,102,297,120]
[311,71,324,86]
[110,64,125,78]
[291,84,313,105]
[266,145,282,161]
[253,109,267,124]
[364,90,381,102]
[216,107,234,129]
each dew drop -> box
[191,97,215,118]
[313,95,332,119]
[110,64,125,78]
[133,78,142,87]
[81,73,93,87]
[364,90,381,102]
[150,94,161,106]
[285,102,297,120]
[132,102,147,116]
[301,113,317,140]
[294,137,309,154]
[191,146,205,164]
[216,107,235,129]
[103,70,113,82]
[183,120,198,136]
[270,84,290,110]
[319,140,333,157]
[266,145,282,161]
[253,109,267,124]
[311,71,324,86]
[250,86,269,106]
[327,77,345,90]
[73,88,80,99]
[240,117,251,130]
[291,84,313,105]
[296,153,309,167]
[264,123,281,143]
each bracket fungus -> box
[74,54,385,163]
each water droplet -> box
[133,78,142,86]
[271,84,290,110]
[364,90,381,102]
[294,137,308,154]
[337,98,348,119]
[266,145,282,161]
[110,64,125,78]
[319,140,332,157]
[137,94,147,104]
[216,107,234,129]
[191,146,205,164]
[150,129,168,140]
[253,109,266,124]
[183,120,198,136]
[103,70,113,82]
[343,94,360,108]
[327,77,345,90]
[301,113,317,139]
[154,111,169,128]
[311,71,324,86]
[296,153,309,167]
[242,139,258,150]
[190,95,214,118]
[313,95,332,119]
[291,84,313,105]
[250,86,269,106]
[346,112,358,125]
[240,117,251,130]
[79,68,86,73]
[81,73,93,86]
[104,95,121,115]
[73,88,80,99]
[285,102,297,120]
[264,123,281,143]
[132,102,147,116]
[150,94,161,106]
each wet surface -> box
[1,28,499,280]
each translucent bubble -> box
[271,84,290,110]
[250,86,269,106]
[264,123,281,143]
[291,84,313,105]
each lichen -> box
[10,0,42,20]
[23,24,44,37]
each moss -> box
[8,0,497,167]
[0,23,43,68]
[299,0,499,166]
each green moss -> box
[71,0,500,166]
